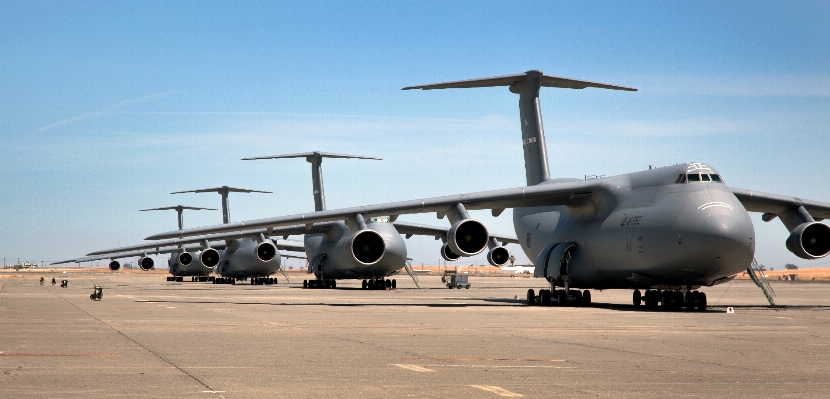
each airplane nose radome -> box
[701,214,754,271]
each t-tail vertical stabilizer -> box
[403,70,637,186]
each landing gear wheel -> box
[331,280,336,289]
[391,279,396,289]
[555,290,566,306]
[362,279,367,289]
[303,280,308,288]
[698,292,707,311]
[526,289,536,305]
[385,279,392,288]
[539,289,551,306]
[660,291,670,308]
[633,289,642,306]
[571,290,583,306]
[582,290,591,305]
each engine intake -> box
[441,243,460,261]
[256,241,278,262]
[200,248,221,268]
[351,229,385,265]
[179,252,193,266]
[108,260,121,271]
[786,222,830,259]
[487,246,510,266]
[447,219,489,256]
[138,257,155,271]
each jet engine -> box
[138,257,155,271]
[350,229,385,265]
[178,251,193,266]
[447,219,489,256]
[255,241,278,262]
[786,222,830,259]
[200,248,221,268]
[108,260,121,271]
[487,246,510,266]
[441,243,460,261]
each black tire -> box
[385,279,392,288]
[331,280,336,289]
[572,290,583,306]
[540,289,550,306]
[555,290,566,306]
[583,290,591,305]
[303,280,308,288]
[391,279,396,289]
[660,291,669,308]
[633,289,642,306]
[698,292,707,311]
[362,279,367,289]
[526,289,536,306]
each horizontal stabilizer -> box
[403,70,637,92]
[242,151,381,161]
[140,206,217,211]
[171,186,272,194]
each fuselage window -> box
[710,174,722,183]
[687,173,700,182]
[701,174,711,182]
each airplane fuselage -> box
[514,163,755,290]
[214,239,282,278]
[168,253,214,277]
[304,220,408,280]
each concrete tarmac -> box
[1,272,828,398]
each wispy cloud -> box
[28,91,174,136]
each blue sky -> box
[1,1,828,269]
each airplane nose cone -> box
[699,214,754,273]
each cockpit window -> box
[687,173,700,182]
[701,174,711,182]
[675,174,686,184]
[710,174,722,183]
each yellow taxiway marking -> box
[391,364,436,372]
[470,385,524,397]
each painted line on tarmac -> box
[401,356,564,362]
[391,364,436,372]
[469,385,524,397]
[0,353,119,357]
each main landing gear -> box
[304,279,336,289]
[632,289,707,311]
[166,276,211,282]
[251,277,277,285]
[526,288,591,306]
[212,277,237,284]
[361,279,395,290]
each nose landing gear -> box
[360,279,396,290]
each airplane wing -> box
[392,221,519,245]
[88,228,307,256]
[147,179,599,240]
[730,188,830,219]
[53,243,210,265]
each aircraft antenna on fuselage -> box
[242,151,382,212]
[403,70,637,186]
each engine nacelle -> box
[108,260,121,271]
[178,251,193,266]
[786,222,830,259]
[487,246,510,266]
[447,219,489,256]
[138,257,155,271]
[200,248,221,268]
[255,241,277,262]
[441,243,460,261]
[350,229,385,265]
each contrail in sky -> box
[28,91,174,136]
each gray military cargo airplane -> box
[241,151,519,289]
[140,205,217,280]
[83,186,306,284]
[147,70,830,311]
